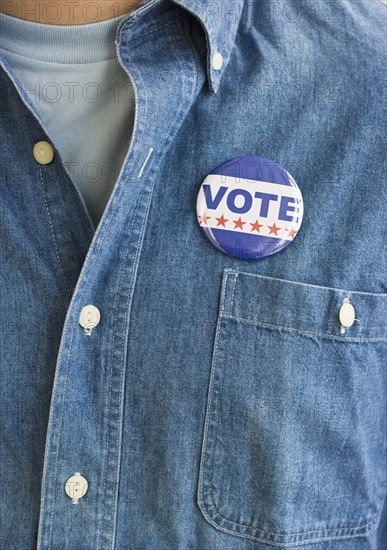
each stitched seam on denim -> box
[200,319,223,508]
[25,116,72,301]
[211,320,229,516]
[179,8,207,97]
[39,326,68,547]
[106,17,199,550]
[204,506,376,538]
[35,82,132,546]
[99,23,150,546]
[104,188,144,550]
[220,314,387,342]
[223,269,387,298]
[216,22,238,88]
[229,272,238,316]
[130,0,160,20]
[173,0,214,91]
[41,85,114,543]
[120,19,183,49]
[117,0,163,37]
[219,272,230,315]
[51,326,76,546]
[200,317,379,541]
[208,25,237,94]
[37,168,71,298]
[41,317,76,548]
[200,275,383,541]
[65,84,139,547]
[173,17,199,106]
[101,57,148,550]
[36,183,102,545]
[194,519,378,547]
[204,406,377,541]
[198,272,228,514]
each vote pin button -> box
[196,156,304,260]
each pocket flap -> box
[221,270,387,341]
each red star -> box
[198,212,211,225]
[250,219,263,233]
[233,217,246,230]
[268,223,281,236]
[287,228,298,239]
[216,214,229,228]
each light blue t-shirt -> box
[0,12,135,227]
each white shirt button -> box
[33,141,54,165]
[79,305,101,330]
[339,301,356,328]
[212,51,223,71]
[65,472,88,504]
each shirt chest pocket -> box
[198,270,387,547]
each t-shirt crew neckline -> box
[0,11,129,63]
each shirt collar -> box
[116,0,244,94]
[171,0,244,93]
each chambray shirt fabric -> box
[0,12,135,228]
[0,1,386,549]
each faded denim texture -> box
[0,0,386,549]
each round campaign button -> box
[196,156,303,260]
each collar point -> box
[208,78,220,94]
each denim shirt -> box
[0,1,386,549]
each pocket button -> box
[339,302,356,328]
